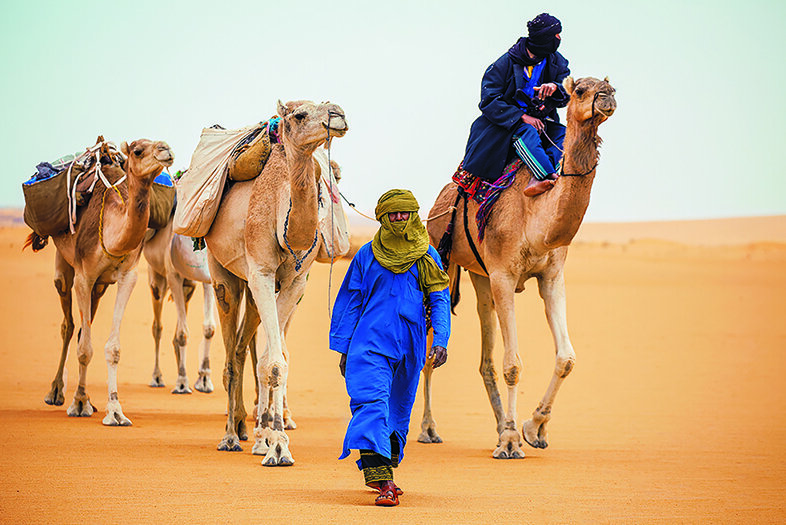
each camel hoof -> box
[193,375,213,394]
[217,435,243,452]
[523,419,549,449]
[284,418,297,431]
[102,411,132,426]
[44,386,65,406]
[262,450,295,467]
[149,376,165,388]
[261,431,294,466]
[171,382,193,395]
[417,427,443,444]
[67,399,95,417]
[493,429,525,459]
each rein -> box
[543,91,601,178]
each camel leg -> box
[101,270,136,426]
[488,271,525,459]
[249,331,259,419]
[148,269,168,388]
[208,255,244,451]
[278,295,303,431]
[469,272,507,433]
[45,252,74,406]
[233,288,260,442]
[66,273,97,418]
[194,282,216,393]
[523,271,575,449]
[167,272,192,394]
[248,269,294,466]
[418,329,443,443]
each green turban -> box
[371,189,449,297]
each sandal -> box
[375,485,400,507]
[367,481,403,495]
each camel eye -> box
[294,112,307,121]
[134,149,144,157]
[574,87,586,97]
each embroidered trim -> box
[363,465,393,484]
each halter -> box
[543,90,602,178]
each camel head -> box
[563,76,617,125]
[120,139,174,181]
[276,100,348,152]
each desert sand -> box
[0,215,784,523]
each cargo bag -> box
[22,166,79,237]
[313,148,350,262]
[173,124,260,237]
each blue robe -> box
[329,242,450,464]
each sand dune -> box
[0,217,784,523]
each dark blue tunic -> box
[463,51,570,181]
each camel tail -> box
[23,231,49,252]
[448,263,461,315]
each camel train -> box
[25,76,615,464]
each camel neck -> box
[282,142,319,250]
[102,168,155,255]
[527,119,599,250]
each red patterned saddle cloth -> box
[451,160,522,204]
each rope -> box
[326,115,335,321]
[282,198,319,272]
[339,190,456,224]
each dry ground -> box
[0,218,784,524]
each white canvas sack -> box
[173,125,257,237]
[313,148,350,262]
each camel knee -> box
[267,362,287,388]
[172,330,188,348]
[203,324,215,339]
[105,344,120,366]
[61,319,74,340]
[503,365,520,387]
[151,320,162,340]
[555,355,575,378]
[77,347,93,366]
[479,361,498,386]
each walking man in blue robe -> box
[329,189,451,506]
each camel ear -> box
[277,99,289,118]
[563,76,575,95]
[120,141,129,156]
[604,76,610,83]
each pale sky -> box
[2,0,784,222]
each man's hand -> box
[428,345,448,368]
[534,83,558,99]
[521,114,545,133]
[339,353,347,377]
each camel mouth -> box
[155,152,175,167]
[323,122,348,137]
[596,107,615,118]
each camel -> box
[143,217,216,394]
[34,139,174,425]
[203,100,347,466]
[422,77,616,458]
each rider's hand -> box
[534,83,558,99]
[428,345,448,368]
[521,114,545,133]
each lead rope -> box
[326,114,335,321]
